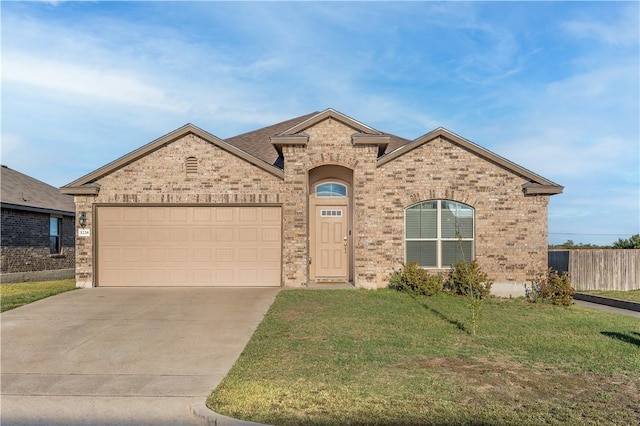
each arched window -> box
[315,182,347,197]
[405,200,474,268]
[186,157,198,177]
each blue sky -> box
[2,1,639,245]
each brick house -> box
[61,109,562,294]
[1,165,75,282]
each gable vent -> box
[186,156,198,177]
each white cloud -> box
[562,5,640,46]
[2,53,185,112]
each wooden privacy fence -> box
[548,249,640,291]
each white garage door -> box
[96,206,281,287]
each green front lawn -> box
[584,289,640,303]
[208,290,640,425]
[0,279,77,312]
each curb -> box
[190,398,271,426]
[573,293,640,313]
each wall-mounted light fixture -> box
[79,212,87,227]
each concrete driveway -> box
[1,287,279,426]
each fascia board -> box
[279,108,382,136]
[60,186,100,195]
[1,202,75,216]
[378,127,563,192]
[351,134,390,146]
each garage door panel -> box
[124,208,144,221]
[216,208,234,222]
[240,208,258,221]
[262,228,280,242]
[169,208,189,222]
[97,206,281,287]
[262,248,280,262]
[124,248,143,262]
[148,209,166,222]
[215,269,234,283]
[148,228,166,242]
[261,208,280,221]
[215,229,233,242]
[239,228,258,242]
[215,248,234,262]
[193,209,211,221]
[169,248,188,262]
[239,269,257,283]
[123,228,144,243]
[193,269,212,283]
[193,228,211,241]
[194,248,211,262]
[262,268,280,285]
[147,248,165,262]
[168,228,188,242]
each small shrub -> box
[388,262,443,296]
[447,260,493,299]
[526,268,574,306]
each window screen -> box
[405,200,474,268]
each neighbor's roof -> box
[1,165,75,215]
[61,109,562,195]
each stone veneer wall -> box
[1,208,75,275]
[73,134,285,287]
[375,136,550,288]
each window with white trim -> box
[405,200,474,268]
[316,182,347,197]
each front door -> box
[314,205,348,282]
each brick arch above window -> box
[304,152,358,171]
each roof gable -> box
[278,108,382,136]
[270,109,405,157]
[378,127,563,194]
[1,165,75,214]
[61,124,285,194]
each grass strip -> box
[584,289,640,303]
[208,289,640,425]
[1,279,77,312]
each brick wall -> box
[74,133,285,287]
[1,208,75,273]
[376,136,550,287]
[281,118,380,287]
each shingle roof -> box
[224,111,411,165]
[1,165,75,214]
[224,112,320,165]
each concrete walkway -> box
[1,287,279,426]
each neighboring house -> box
[1,165,75,283]
[61,109,562,294]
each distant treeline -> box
[549,234,640,249]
